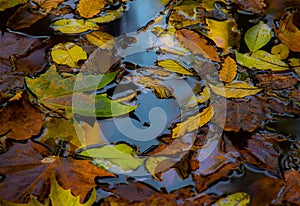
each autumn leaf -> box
[145,156,169,180]
[208,81,262,98]
[0,195,48,206]
[51,19,99,34]
[0,140,115,203]
[80,143,144,171]
[219,56,237,83]
[176,29,220,62]
[212,192,250,206]
[76,0,106,19]
[51,42,87,68]
[87,5,124,23]
[172,104,214,138]
[245,22,272,53]
[0,0,27,11]
[157,59,193,75]
[86,31,114,48]
[32,0,64,13]
[271,44,289,60]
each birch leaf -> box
[51,42,87,68]
[76,0,106,18]
[86,31,114,48]
[172,104,214,138]
[212,192,250,206]
[245,22,272,52]
[157,59,193,75]
[220,56,237,83]
[51,19,99,34]
[208,81,262,98]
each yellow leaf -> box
[8,90,23,102]
[172,104,214,138]
[145,156,169,180]
[197,86,210,104]
[76,121,108,146]
[209,81,262,98]
[157,59,193,75]
[220,56,237,83]
[52,19,99,34]
[32,0,64,13]
[271,44,289,60]
[88,6,124,23]
[86,31,114,48]
[212,192,250,206]
[288,58,300,77]
[51,42,87,67]
[76,0,106,18]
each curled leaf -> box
[76,0,106,18]
[245,22,272,52]
[271,44,289,60]
[157,59,193,75]
[220,56,237,83]
[51,19,99,34]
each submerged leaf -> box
[220,56,237,83]
[157,59,193,75]
[88,6,125,23]
[208,81,262,98]
[0,0,27,11]
[172,104,214,138]
[32,0,64,13]
[51,42,87,68]
[86,31,114,48]
[212,192,250,206]
[245,22,272,52]
[52,19,99,34]
[76,0,106,18]
[145,156,169,180]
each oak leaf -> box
[76,0,106,18]
[219,56,237,83]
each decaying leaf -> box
[80,143,144,171]
[271,44,289,60]
[231,0,266,13]
[172,104,214,138]
[76,0,106,18]
[88,5,124,23]
[219,56,237,83]
[176,29,220,62]
[212,192,250,206]
[51,42,87,68]
[208,81,262,98]
[86,31,114,48]
[51,19,99,34]
[245,22,272,53]
[157,59,193,75]
[0,140,115,203]
[32,0,64,13]
[0,0,27,11]
[145,156,169,180]
[0,195,47,206]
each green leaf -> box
[51,19,99,34]
[0,0,27,11]
[245,22,272,52]
[157,59,193,75]
[50,177,96,206]
[212,192,250,206]
[80,144,144,171]
[236,51,289,71]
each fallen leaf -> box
[271,44,289,60]
[86,31,114,48]
[76,0,106,18]
[172,104,214,138]
[0,0,27,11]
[0,140,115,203]
[219,56,237,83]
[51,19,99,34]
[231,0,266,13]
[0,94,45,140]
[208,81,262,98]
[176,29,220,62]
[157,59,193,75]
[51,42,87,68]
[32,0,64,13]
[252,72,298,90]
[212,192,250,206]
[50,177,96,206]
[0,195,47,206]
[88,5,125,23]
[201,0,227,11]
[288,58,300,77]
[145,156,169,180]
[245,22,272,52]
[80,143,144,171]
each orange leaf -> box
[219,56,237,83]
[76,0,106,18]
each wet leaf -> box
[276,13,300,52]
[80,144,144,171]
[236,51,289,71]
[201,0,227,11]
[271,44,289,60]
[208,81,262,98]
[0,0,27,11]
[50,177,96,206]
[253,72,298,90]
[51,42,87,68]
[51,19,99,34]
[145,156,168,179]
[157,59,193,75]
[245,22,272,52]
[172,104,214,138]
[88,6,124,23]
[231,0,266,13]
[212,192,250,206]
[288,58,300,77]
[86,31,114,48]
[32,0,64,13]
[176,29,220,62]
[76,0,106,18]
[0,140,115,203]
[0,195,47,206]
[220,56,237,83]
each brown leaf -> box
[0,140,115,203]
[0,94,45,140]
[219,56,237,83]
[232,0,266,13]
[32,0,64,13]
[76,0,106,18]
[176,29,220,62]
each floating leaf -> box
[76,0,106,18]
[157,59,193,75]
[86,31,114,48]
[245,22,272,52]
[50,177,96,206]
[88,6,124,23]
[236,51,289,71]
[271,44,289,60]
[0,0,27,11]
[80,144,144,171]
[212,192,250,206]
[208,81,262,98]
[172,104,214,138]
[51,19,99,34]
[176,29,220,62]
[32,0,64,13]
[145,156,169,180]
[51,42,87,67]
[220,56,237,83]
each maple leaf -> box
[0,140,115,203]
